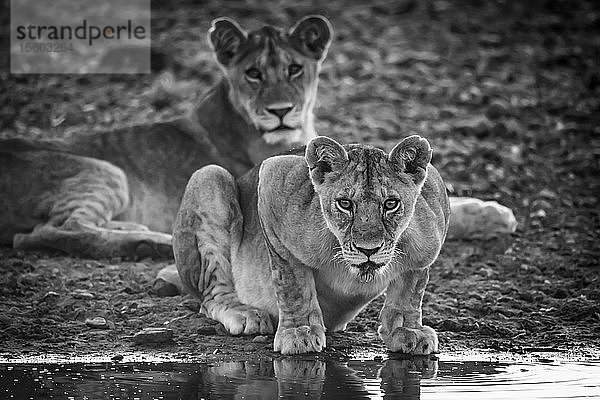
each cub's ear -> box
[389,135,432,183]
[305,136,348,185]
[208,17,247,67]
[289,15,333,61]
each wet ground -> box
[1,352,599,399]
[1,0,599,380]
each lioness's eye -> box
[336,199,353,212]
[384,199,401,212]
[245,68,262,81]
[288,63,303,77]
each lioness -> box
[173,135,448,354]
[0,16,332,258]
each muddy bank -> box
[0,235,598,361]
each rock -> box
[252,335,269,343]
[197,325,217,335]
[152,279,180,297]
[243,344,254,352]
[72,289,95,300]
[85,317,108,329]
[132,328,174,344]
[447,197,517,240]
[111,354,124,362]
[0,315,12,326]
[41,291,60,302]
[453,115,492,137]
[530,209,547,218]
[485,100,510,120]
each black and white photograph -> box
[0,0,598,398]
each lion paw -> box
[274,359,326,380]
[221,307,274,336]
[379,325,438,355]
[274,325,326,355]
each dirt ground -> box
[1,0,599,361]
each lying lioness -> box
[0,16,332,258]
[174,134,449,354]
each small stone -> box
[252,335,269,343]
[485,100,510,120]
[197,325,216,335]
[111,354,124,362]
[539,189,558,199]
[72,290,95,300]
[41,291,60,302]
[0,315,12,326]
[530,209,547,218]
[132,327,174,344]
[152,279,180,297]
[453,115,491,137]
[85,317,108,329]
[243,344,254,352]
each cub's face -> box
[208,16,333,145]
[305,136,432,282]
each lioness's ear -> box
[389,135,432,183]
[305,136,348,185]
[289,15,333,61]
[208,17,247,67]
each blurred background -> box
[0,0,598,352]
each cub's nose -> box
[266,103,294,119]
[355,245,381,257]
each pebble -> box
[197,325,217,335]
[132,327,174,344]
[73,290,95,300]
[453,115,491,137]
[85,317,108,329]
[152,279,180,297]
[530,209,547,218]
[243,344,254,352]
[41,291,60,302]
[252,335,269,343]
[485,100,510,120]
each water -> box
[1,353,599,399]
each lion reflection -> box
[185,356,438,399]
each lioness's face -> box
[208,16,333,145]
[306,136,432,282]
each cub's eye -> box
[336,199,353,213]
[288,63,303,77]
[245,68,262,81]
[384,199,401,213]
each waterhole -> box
[1,353,598,399]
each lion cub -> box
[174,135,449,354]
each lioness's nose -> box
[266,103,294,119]
[355,245,381,257]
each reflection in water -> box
[1,356,599,399]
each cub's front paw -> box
[274,325,326,355]
[379,325,438,355]
[222,307,275,336]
